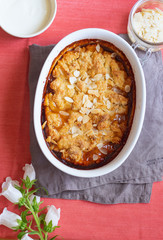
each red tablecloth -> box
[0,0,163,239]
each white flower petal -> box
[45,205,60,227]
[0,207,21,229]
[22,233,34,240]
[23,164,36,181]
[0,177,22,203]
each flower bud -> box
[0,177,22,203]
[0,207,21,229]
[23,164,36,181]
[29,194,40,204]
[45,205,60,227]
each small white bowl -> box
[0,0,57,38]
[34,28,146,178]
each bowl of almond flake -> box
[34,28,146,177]
[128,0,163,53]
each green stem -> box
[25,198,45,240]
[44,232,48,240]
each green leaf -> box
[18,197,26,207]
[32,196,39,213]
[27,189,38,197]
[30,179,37,185]
[50,236,59,240]
[21,210,28,223]
[17,231,27,239]
[28,231,40,235]
[12,226,20,231]
[19,222,27,231]
[17,219,22,225]
[25,176,32,189]
[39,213,46,222]
[16,219,27,231]
[38,206,47,212]
[44,220,53,233]
[40,186,49,195]
[24,176,37,189]
[53,226,60,230]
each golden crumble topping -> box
[42,39,135,169]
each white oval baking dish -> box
[34,28,146,178]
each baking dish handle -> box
[131,42,152,66]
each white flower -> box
[22,233,34,240]
[0,177,22,203]
[23,164,36,181]
[29,194,40,204]
[0,207,21,229]
[45,205,60,227]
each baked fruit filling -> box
[42,39,136,169]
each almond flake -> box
[59,111,69,116]
[64,96,74,103]
[42,121,47,129]
[92,84,97,89]
[107,100,111,109]
[105,73,110,80]
[67,85,74,89]
[88,90,99,97]
[75,85,81,91]
[93,124,97,127]
[46,136,51,143]
[71,126,80,134]
[99,148,108,155]
[93,98,97,104]
[59,68,64,75]
[86,109,91,115]
[125,85,131,93]
[112,87,121,94]
[93,154,98,161]
[74,70,80,77]
[91,109,101,114]
[85,77,89,83]
[97,143,103,149]
[80,107,88,114]
[93,129,99,135]
[82,95,88,104]
[69,76,77,85]
[84,99,93,108]
[94,74,103,81]
[96,44,100,52]
[85,129,93,135]
[91,78,95,82]
[111,52,117,58]
[72,133,79,138]
[52,102,56,107]
[51,139,58,145]
[77,116,83,122]
[83,115,90,124]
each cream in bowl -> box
[34,28,146,178]
[0,0,57,38]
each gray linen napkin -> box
[28,34,163,204]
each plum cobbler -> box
[41,39,136,169]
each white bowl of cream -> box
[0,0,57,38]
